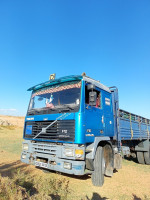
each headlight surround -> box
[22,143,29,151]
[65,148,74,157]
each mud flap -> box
[114,153,122,170]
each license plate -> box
[35,161,48,168]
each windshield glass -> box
[28,81,81,112]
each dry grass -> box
[0,115,24,128]
[0,169,70,200]
[0,116,150,200]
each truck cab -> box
[21,74,121,186]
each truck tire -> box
[137,151,145,164]
[144,145,150,165]
[92,146,105,187]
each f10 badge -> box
[62,130,68,134]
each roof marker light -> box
[49,73,56,80]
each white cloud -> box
[0,108,18,116]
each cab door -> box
[84,84,104,143]
[102,91,114,137]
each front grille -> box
[24,120,75,142]
[32,143,58,155]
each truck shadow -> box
[0,160,28,178]
[40,167,91,180]
[84,193,108,200]
[47,193,109,200]
[60,173,91,180]
[124,156,138,164]
[42,168,117,181]
[132,194,143,200]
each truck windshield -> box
[28,81,81,113]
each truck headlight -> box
[22,143,29,151]
[65,148,74,157]
[75,149,84,158]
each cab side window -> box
[85,85,102,108]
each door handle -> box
[102,116,104,124]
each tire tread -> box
[92,146,104,187]
[137,151,145,164]
[144,145,150,165]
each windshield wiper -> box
[42,107,55,111]
[63,105,74,110]
[27,107,55,115]
[58,105,75,112]
[28,105,76,115]
[27,109,35,115]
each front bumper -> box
[21,140,85,175]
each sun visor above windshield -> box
[32,81,81,98]
[27,75,83,91]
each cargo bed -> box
[119,109,150,140]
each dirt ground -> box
[0,116,150,200]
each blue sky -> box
[0,0,150,118]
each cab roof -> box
[28,74,111,93]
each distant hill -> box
[0,115,25,128]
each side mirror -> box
[89,91,97,106]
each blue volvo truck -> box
[21,74,150,186]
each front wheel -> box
[91,146,105,187]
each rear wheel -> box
[137,151,145,164]
[144,145,150,165]
[92,146,105,187]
